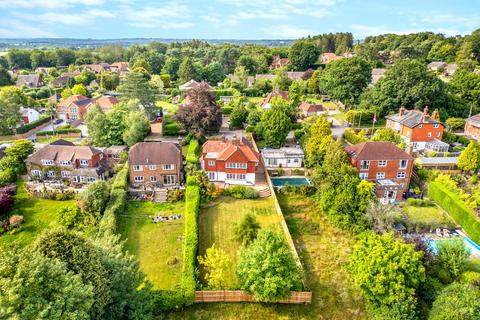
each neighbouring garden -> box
[118,201,185,290]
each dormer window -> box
[41,159,54,166]
[433,123,439,128]
[59,160,71,166]
[80,159,88,166]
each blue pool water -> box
[271,177,313,187]
[429,236,480,257]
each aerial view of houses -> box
[0,1,480,320]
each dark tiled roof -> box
[346,141,413,161]
[128,142,181,165]
[49,139,75,146]
[386,109,442,128]
[26,145,101,165]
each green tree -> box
[75,68,96,86]
[447,70,480,117]
[427,41,456,63]
[304,115,332,167]
[0,87,28,135]
[260,106,291,148]
[72,84,87,96]
[100,72,120,90]
[236,55,258,75]
[229,101,248,129]
[161,56,181,80]
[0,246,93,320]
[307,69,321,94]
[54,48,76,66]
[272,67,292,91]
[437,239,470,281]
[132,58,152,74]
[365,201,401,234]
[360,59,447,116]
[34,229,111,320]
[177,57,197,83]
[56,204,84,229]
[80,181,110,215]
[204,61,225,85]
[371,128,403,145]
[237,229,301,302]
[122,110,150,147]
[320,57,372,106]
[233,213,261,245]
[349,232,425,306]
[117,72,157,118]
[198,244,234,289]
[5,139,34,161]
[149,74,164,94]
[429,282,480,320]
[0,67,12,86]
[458,141,480,173]
[7,48,31,69]
[288,40,320,71]
[104,103,129,146]
[85,105,108,147]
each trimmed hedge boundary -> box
[37,128,81,136]
[428,181,480,243]
[186,139,200,164]
[16,116,50,134]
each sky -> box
[0,0,479,39]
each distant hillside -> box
[0,38,295,49]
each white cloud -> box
[124,2,194,30]
[262,25,315,38]
[88,9,116,18]
[422,14,480,27]
[0,19,57,37]
[350,24,421,38]
[0,0,104,9]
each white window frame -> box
[226,173,246,180]
[133,165,143,171]
[86,176,96,183]
[163,175,176,185]
[433,123,439,128]
[150,176,157,182]
[47,171,55,177]
[59,160,71,166]
[359,172,369,179]
[226,162,247,169]
[134,176,144,182]
[360,160,370,170]
[397,172,406,179]
[61,171,70,178]
[31,169,42,177]
[208,160,215,166]
[399,160,408,169]
[148,165,156,170]
[162,164,173,170]
[42,159,54,165]
[376,172,385,179]
[378,160,387,167]
[79,159,88,166]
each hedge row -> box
[181,184,201,304]
[36,128,81,136]
[428,181,480,244]
[186,139,200,164]
[98,163,129,236]
[16,116,50,134]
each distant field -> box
[118,201,185,290]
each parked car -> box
[53,119,63,125]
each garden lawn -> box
[403,203,456,228]
[118,201,185,290]
[198,196,282,288]
[0,180,75,247]
[163,194,365,320]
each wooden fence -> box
[194,291,312,304]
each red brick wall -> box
[129,164,181,185]
[411,123,444,142]
[202,149,256,174]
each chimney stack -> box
[431,109,439,121]
[422,106,429,122]
[399,106,406,116]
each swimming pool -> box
[429,236,480,257]
[271,177,313,187]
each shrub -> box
[344,128,368,144]
[223,185,259,199]
[111,165,129,191]
[0,169,16,187]
[186,139,200,165]
[163,122,179,136]
[36,128,81,136]
[406,198,435,207]
[428,181,480,243]
[222,106,233,115]
[151,290,186,312]
[15,116,50,134]
[345,109,374,125]
[181,185,200,304]
[233,213,261,245]
[445,117,465,131]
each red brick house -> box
[56,95,91,122]
[87,95,119,113]
[128,142,183,188]
[299,101,324,117]
[346,141,414,203]
[26,144,109,184]
[201,137,259,185]
[386,107,446,152]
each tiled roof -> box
[468,113,480,126]
[202,137,259,162]
[58,95,89,108]
[26,145,101,165]
[260,90,289,108]
[345,141,413,161]
[385,109,442,128]
[128,142,181,165]
[299,101,324,113]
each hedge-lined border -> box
[16,116,50,134]
[186,139,200,165]
[37,128,81,136]
[428,181,480,244]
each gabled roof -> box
[386,109,443,128]
[51,76,70,87]
[467,113,480,127]
[260,90,289,108]
[49,139,75,146]
[202,137,259,162]
[128,142,181,165]
[58,95,89,108]
[27,145,101,165]
[91,95,118,110]
[299,101,324,113]
[16,74,43,87]
[345,141,413,161]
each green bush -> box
[151,290,186,312]
[223,185,259,199]
[111,165,129,191]
[0,169,16,187]
[428,181,480,243]
[344,128,368,144]
[186,139,200,165]
[163,122,178,136]
[36,128,81,136]
[181,185,201,304]
[222,106,233,115]
[16,116,50,134]
[406,198,435,207]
